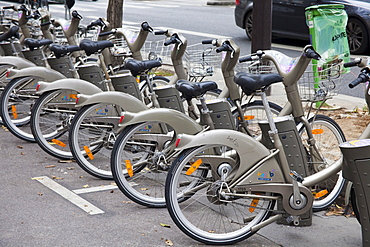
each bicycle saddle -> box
[0,26,20,42]
[49,44,81,58]
[79,39,113,56]
[175,79,218,101]
[24,38,53,51]
[125,59,162,77]
[234,72,283,95]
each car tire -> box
[244,11,253,40]
[347,18,369,54]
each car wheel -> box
[244,11,253,40]
[347,18,369,54]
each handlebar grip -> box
[239,56,253,63]
[349,77,365,88]
[72,11,83,20]
[154,30,167,35]
[98,30,115,37]
[87,19,102,29]
[40,21,51,27]
[344,59,362,68]
[305,48,321,60]
[3,6,16,10]
[141,22,153,32]
[202,40,213,45]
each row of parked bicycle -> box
[1,4,369,245]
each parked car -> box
[234,0,370,54]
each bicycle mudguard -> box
[36,79,103,95]
[119,108,203,135]
[175,130,284,185]
[0,56,36,69]
[75,91,148,112]
[6,67,66,81]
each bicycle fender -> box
[0,56,36,69]
[36,79,103,95]
[119,109,203,135]
[75,92,148,112]
[7,67,66,81]
[175,130,283,184]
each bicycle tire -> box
[165,144,276,245]
[350,186,361,223]
[69,103,124,179]
[299,114,346,211]
[0,77,39,142]
[30,89,79,160]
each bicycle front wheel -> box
[69,103,123,179]
[165,144,275,245]
[0,77,39,142]
[30,89,79,159]
[300,114,346,211]
[111,121,177,207]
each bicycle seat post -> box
[198,95,215,130]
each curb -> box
[207,0,235,6]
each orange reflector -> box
[83,146,94,160]
[244,115,255,121]
[185,159,202,175]
[125,159,134,177]
[315,189,328,199]
[11,105,18,119]
[69,94,78,99]
[51,139,67,147]
[249,198,259,213]
[136,76,140,83]
[312,129,324,135]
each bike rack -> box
[340,139,370,246]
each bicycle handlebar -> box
[349,68,370,88]
[304,47,321,60]
[202,39,214,45]
[154,30,168,35]
[344,58,362,68]
[72,10,83,20]
[87,18,104,30]
[98,30,116,37]
[239,50,264,63]
[164,34,181,46]
[216,41,234,53]
[2,5,17,11]
[141,21,153,32]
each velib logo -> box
[257,170,275,181]
[332,31,347,42]
[95,108,109,115]
[61,95,75,102]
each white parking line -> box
[32,176,105,215]
[73,184,118,194]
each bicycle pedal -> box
[289,170,304,183]
[285,215,301,226]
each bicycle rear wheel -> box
[165,144,275,245]
[30,89,79,159]
[300,114,346,211]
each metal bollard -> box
[340,139,370,247]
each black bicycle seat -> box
[49,44,81,58]
[24,38,53,51]
[175,79,218,101]
[0,26,20,42]
[125,59,162,77]
[79,39,113,56]
[234,72,283,95]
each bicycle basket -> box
[235,59,278,74]
[298,61,343,102]
[141,39,172,64]
[184,43,221,79]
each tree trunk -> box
[107,0,123,28]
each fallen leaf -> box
[31,177,43,180]
[160,223,171,228]
[79,176,84,178]
[20,152,24,155]
[52,176,63,180]
[122,201,133,204]
[141,188,148,191]
[17,145,23,149]
[45,165,55,168]
[165,239,173,246]
[38,192,43,196]
[110,182,117,186]
[58,159,74,163]
[82,184,90,188]
[66,167,75,170]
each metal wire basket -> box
[235,59,343,102]
[184,43,221,79]
[298,61,343,102]
[141,39,172,64]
